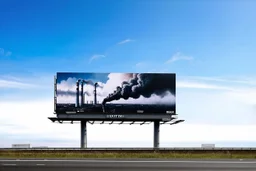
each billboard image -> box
[55,72,176,115]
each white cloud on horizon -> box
[0,74,54,90]
[0,99,255,148]
[176,77,256,106]
[117,39,135,45]
[166,52,193,63]
[0,79,38,89]
[0,75,23,82]
[1,74,256,147]
[179,76,256,86]
[177,80,232,90]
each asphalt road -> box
[1,159,256,171]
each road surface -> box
[1,159,256,170]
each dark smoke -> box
[57,90,91,96]
[82,80,94,86]
[95,83,103,89]
[57,90,76,96]
[102,73,175,105]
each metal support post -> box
[81,121,87,148]
[153,121,160,148]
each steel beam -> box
[80,121,87,148]
[153,121,160,148]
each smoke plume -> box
[102,73,175,104]
[57,90,76,96]
[82,80,94,86]
[57,90,91,96]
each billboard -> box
[55,72,176,115]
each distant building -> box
[201,144,215,148]
[32,146,48,148]
[12,144,30,148]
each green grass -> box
[1,151,256,159]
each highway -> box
[1,159,256,171]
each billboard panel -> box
[55,72,176,115]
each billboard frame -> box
[54,72,176,116]
[50,73,184,149]
[54,75,57,113]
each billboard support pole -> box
[153,121,160,148]
[80,120,87,148]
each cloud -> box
[1,97,256,148]
[0,100,80,147]
[135,62,147,68]
[177,80,232,90]
[160,124,256,142]
[147,68,170,73]
[0,75,23,82]
[176,76,256,104]
[0,48,12,57]
[0,79,38,89]
[176,77,256,106]
[117,39,135,45]
[166,52,193,63]
[179,76,256,86]
[0,74,53,90]
[1,75,256,147]
[89,54,106,63]
[87,38,134,63]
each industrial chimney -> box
[94,82,98,104]
[76,79,81,107]
[80,80,85,107]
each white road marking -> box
[1,159,256,164]
[36,164,45,166]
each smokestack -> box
[81,80,84,107]
[94,82,98,104]
[76,79,81,107]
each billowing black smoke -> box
[102,73,175,105]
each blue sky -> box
[0,0,256,147]
[56,72,109,84]
[1,0,256,77]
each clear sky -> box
[0,0,256,148]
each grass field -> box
[1,150,256,159]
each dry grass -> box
[1,150,256,159]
